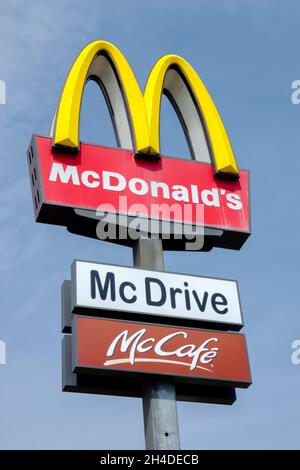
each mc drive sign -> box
[71,260,243,330]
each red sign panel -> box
[73,316,251,388]
[28,135,250,249]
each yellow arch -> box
[144,55,238,176]
[53,40,150,153]
[53,41,239,176]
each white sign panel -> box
[71,260,243,329]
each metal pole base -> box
[143,381,180,450]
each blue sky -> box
[0,0,300,449]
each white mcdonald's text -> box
[49,163,243,210]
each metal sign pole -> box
[133,238,181,450]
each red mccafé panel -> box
[32,135,250,233]
[73,316,251,387]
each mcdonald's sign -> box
[27,41,250,250]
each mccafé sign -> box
[73,316,251,388]
[27,40,250,250]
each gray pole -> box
[133,238,181,450]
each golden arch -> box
[52,40,239,177]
